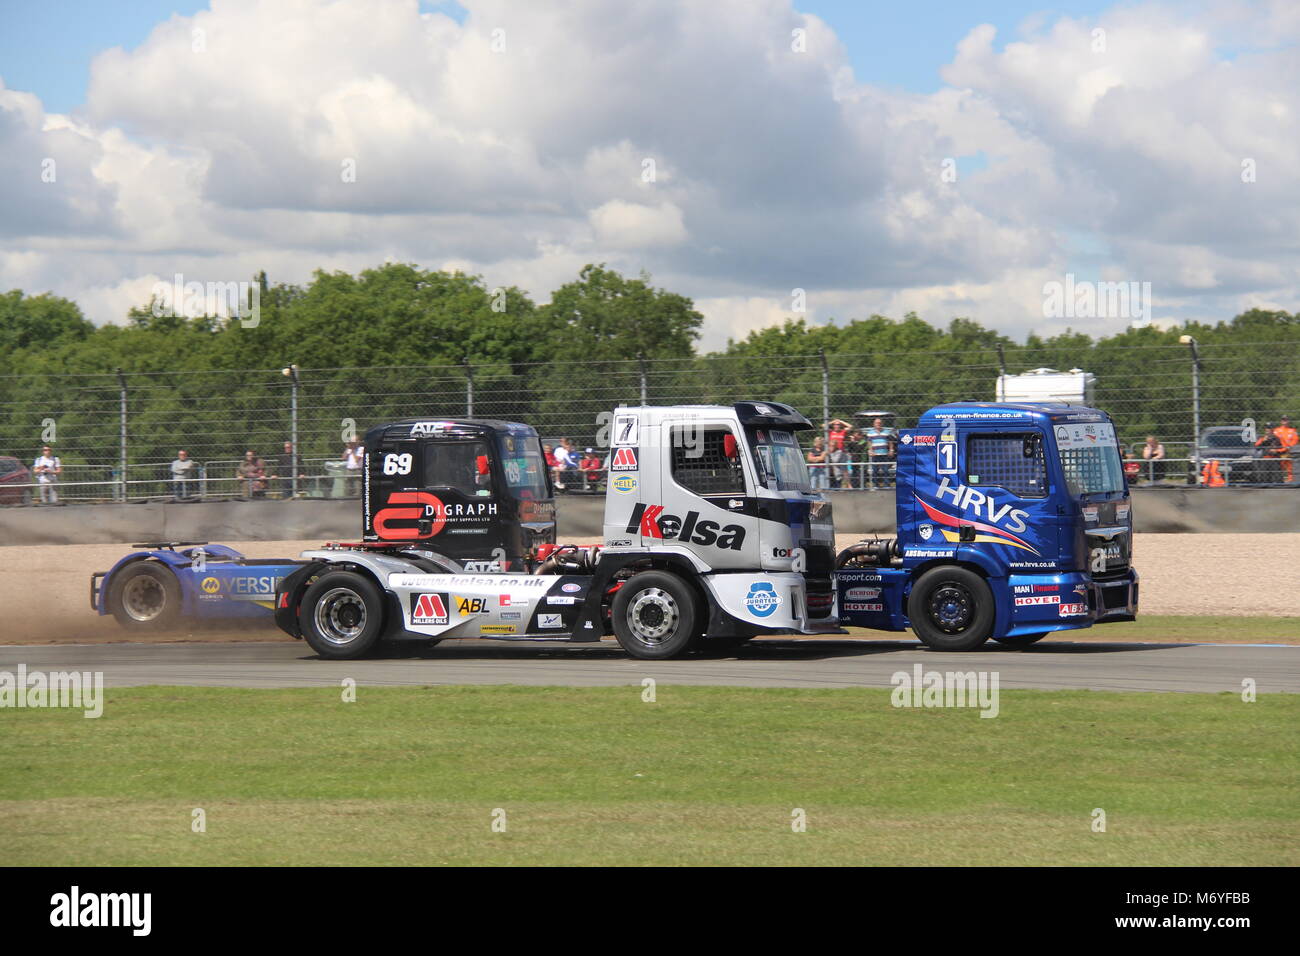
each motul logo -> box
[626,503,746,551]
[410,592,449,625]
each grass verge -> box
[2,685,1296,866]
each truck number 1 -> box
[937,441,957,474]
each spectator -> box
[1273,416,1298,483]
[579,447,603,489]
[844,428,868,488]
[864,417,896,489]
[170,449,196,500]
[826,419,852,489]
[344,440,364,496]
[271,440,305,498]
[806,437,828,489]
[1121,449,1142,483]
[543,443,563,490]
[32,444,61,504]
[1141,435,1166,481]
[238,450,266,498]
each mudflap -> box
[273,561,327,638]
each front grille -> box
[1100,585,1129,611]
[804,575,834,619]
[1086,532,1129,572]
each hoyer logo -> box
[373,491,497,540]
[627,503,746,551]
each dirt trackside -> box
[0,534,1294,645]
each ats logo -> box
[410,592,449,625]
[627,503,746,551]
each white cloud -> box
[0,0,1295,344]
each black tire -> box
[611,571,699,660]
[300,571,386,659]
[908,566,994,651]
[107,561,182,631]
[993,632,1049,648]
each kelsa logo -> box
[612,475,637,494]
[744,582,780,617]
[626,503,746,551]
[916,477,1039,555]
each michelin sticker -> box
[743,582,781,618]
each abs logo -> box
[609,447,638,472]
[744,582,781,617]
[410,592,449,625]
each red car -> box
[0,456,33,505]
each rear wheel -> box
[909,566,994,651]
[107,561,181,631]
[993,632,1049,648]
[300,571,386,659]
[611,571,698,660]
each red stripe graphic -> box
[915,495,1039,555]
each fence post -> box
[463,358,474,417]
[1180,335,1201,481]
[638,352,648,405]
[819,349,830,447]
[115,368,127,502]
[283,364,300,498]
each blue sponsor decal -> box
[744,582,781,618]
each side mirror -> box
[723,434,738,459]
[476,455,489,476]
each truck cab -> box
[838,402,1139,649]
[361,418,556,571]
[601,402,837,622]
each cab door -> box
[659,419,759,570]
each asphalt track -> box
[2,638,1298,693]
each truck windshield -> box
[752,428,812,492]
[496,433,549,500]
[1055,421,1125,496]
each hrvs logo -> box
[626,503,746,550]
[916,477,1040,554]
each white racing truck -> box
[273,403,842,659]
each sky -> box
[0,0,1297,349]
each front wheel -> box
[909,566,994,651]
[300,571,386,659]
[993,632,1049,648]
[611,571,699,660]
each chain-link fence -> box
[1,340,1297,503]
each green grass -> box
[2,685,1296,866]
[842,615,1300,645]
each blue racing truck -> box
[836,402,1138,649]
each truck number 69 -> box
[383,453,413,476]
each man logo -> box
[200,577,220,594]
[410,592,449,625]
[609,447,638,471]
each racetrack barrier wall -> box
[2,488,1298,547]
